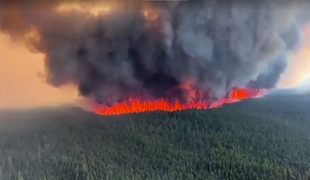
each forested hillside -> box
[0,95,310,180]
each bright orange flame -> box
[93,88,267,115]
[209,88,267,109]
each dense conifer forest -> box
[0,95,310,180]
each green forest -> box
[0,95,310,180]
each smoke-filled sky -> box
[1,0,310,109]
[278,23,310,88]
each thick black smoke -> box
[0,0,305,105]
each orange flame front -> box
[93,88,267,116]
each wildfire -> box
[93,88,267,116]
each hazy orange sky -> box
[0,33,79,109]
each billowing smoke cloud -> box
[251,22,301,89]
[0,0,305,105]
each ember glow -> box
[93,88,267,116]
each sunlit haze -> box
[277,23,310,88]
[0,33,79,109]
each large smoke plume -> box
[0,0,307,105]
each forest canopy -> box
[0,94,310,180]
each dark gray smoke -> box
[0,0,306,105]
[251,22,300,89]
